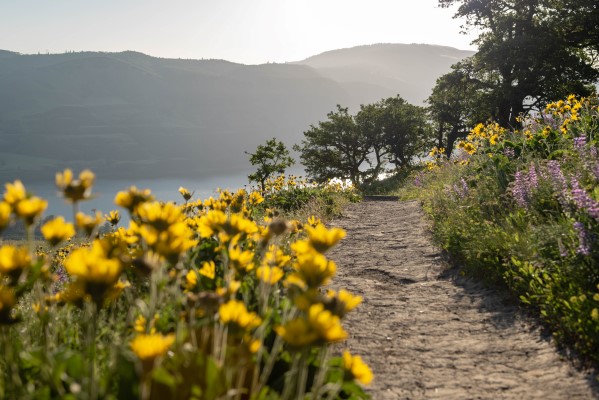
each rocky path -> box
[328,200,598,399]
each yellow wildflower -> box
[64,240,123,302]
[327,289,362,317]
[136,202,183,231]
[263,245,292,268]
[114,186,154,213]
[307,303,347,342]
[462,142,476,155]
[134,315,147,333]
[139,221,197,263]
[218,300,262,330]
[0,245,31,280]
[3,180,26,206]
[197,209,227,238]
[41,217,75,246]
[256,265,284,285]
[76,211,103,236]
[304,225,346,253]
[185,270,198,291]
[197,210,258,242]
[0,285,17,324]
[105,210,120,226]
[199,261,216,280]
[274,318,317,347]
[56,169,95,202]
[307,215,321,228]
[0,202,11,231]
[105,280,131,303]
[228,245,255,273]
[290,250,336,288]
[178,186,192,201]
[130,333,175,362]
[15,197,47,225]
[343,350,373,385]
[248,191,264,206]
[276,303,347,346]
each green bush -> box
[409,96,599,364]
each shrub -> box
[409,96,599,364]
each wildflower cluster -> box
[0,173,371,399]
[456,122,508,156]
[411,95,599,364]
[257,174,360,215]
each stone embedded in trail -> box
[329,200,598,400]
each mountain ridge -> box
[0,43,475,182]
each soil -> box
[328,199,598,399]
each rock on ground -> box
[328,200,598,400]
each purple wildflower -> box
[452,178,469,199]
[573,136,586,150]
[512,171,530,208]
[52,266,69,293]
[503,147,515,159]
[547,160,568,208]
[570,177,599,221]
[413,172,424,187]
[573,221,591,256]
[528,163,538,190]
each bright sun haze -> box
[0,0,475,64]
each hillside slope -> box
[295,43,475,105]
[0,44,474,181]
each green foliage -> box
[295,97,433,189]
[0,174,370,399]
[295,106,372,189]
[436,0,598,129]
[427,59,491,155]
[411,96,599,364]
[246,138,295,192]
[257,174,361,220]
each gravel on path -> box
[328,200,598,399]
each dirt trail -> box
[328,200,598,399]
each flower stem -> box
[86,302,99,400]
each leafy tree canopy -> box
[437,0,598,128]
[246,138,294,192]
[295,97,432,188]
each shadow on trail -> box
[439,264,599,395]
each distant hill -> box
[0,44,474,182]
[295,43,475,105]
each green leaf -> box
[152,366,177,389]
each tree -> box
[373,96,433,169]
[439,0,599,127]
[294,106,372,188]
[295,97,433,188]
[246,138,294,192]
[427,59,491,156]
[548,0,599,54]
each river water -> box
[16,172,251,222]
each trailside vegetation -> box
[405,96,599,364]
[428,0,599,156]
[439,0,599,128]
[0,170,370,399]
[246,138,295,193]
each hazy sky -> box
[0,0,477,64]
